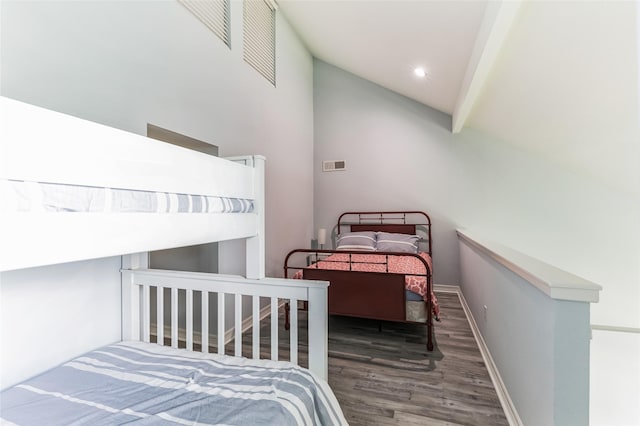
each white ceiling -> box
[278,0,639,196]
[278,0,488,116]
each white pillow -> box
[376,232,419,253]
[336,231,377,251]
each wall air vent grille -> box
[322,160,346,172]
[178,0,231,47]
[243,0,276,85]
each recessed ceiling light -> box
[414,67,426,78]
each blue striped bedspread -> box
[0,179,254,214]
[0,341,347,425]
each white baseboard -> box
[433,284,461,293]
[223,302,280,344]
[157,301,281,347]
[447,286,523,426]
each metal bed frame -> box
[284,211,435,352]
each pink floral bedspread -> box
[293,252,440,318]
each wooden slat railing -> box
[122,268,329,380]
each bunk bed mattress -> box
[0,341,346,426]
[1,179,254,213]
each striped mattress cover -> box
[0,341,347,426]
[0,179,254,214]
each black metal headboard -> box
[337,211,432,256]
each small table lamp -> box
[318,228,326,250]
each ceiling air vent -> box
[322,160,346,172]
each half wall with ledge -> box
[456,229,601,426]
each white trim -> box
[433,284,460,293]
[452,0,522,133]
[448,285,523,426]
[591,324,640,334]
[456,229,601,303]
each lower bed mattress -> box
[0,341,347,426]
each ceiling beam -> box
[451,0,523,134]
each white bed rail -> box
[121,262,329,380]
[0,97,254,197]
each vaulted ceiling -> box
[279,0,488,118]
[279,0,639,196]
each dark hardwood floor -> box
[325,292,508,426]
[236,291,508,426]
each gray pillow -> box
[376,232,419,253]
[336,231,377,251]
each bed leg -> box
[426,310,434,351]
[426,277,435,351]
[426,298,434,351]
[284,302,290,331]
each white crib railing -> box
[121,265,329,380]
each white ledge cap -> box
[457,229,602,303]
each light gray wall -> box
[0,0,313,384]
[313,60,639,330]
[151,244,219,274]
[314,60,478,285]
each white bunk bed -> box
[0,97,344,425]
[0,96,263,273]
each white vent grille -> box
[322,160,346,172]
[243,0,276,85]
[178,0,230,47]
